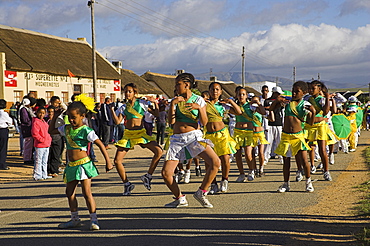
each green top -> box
[175,93,204,123]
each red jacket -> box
[31,117,52,148]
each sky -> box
[1,0,370,86]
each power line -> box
[98,0,280,68]
[122,0,279,67]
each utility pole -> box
[241,46,245,87]
[88,0,98,102]
[318,73,320,81]
[293,66,296,84]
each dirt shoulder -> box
[304,131,370,217]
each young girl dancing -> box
[305,81,334,181]
[58,95,113,230]
[204,82,241,193]
[275,81,315,192]
[111,83,163,195]
[233,88,267,182]
[162,73,220,208]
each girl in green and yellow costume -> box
[304,81,334,181]
[58,95,113,231]
[275,81,316,193]
[111,83,163,195]
[162,73,220,208]
[205,82,242,194]
[234,88,268,182]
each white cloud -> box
[0,0,88,30]
[232,0,328,27]
[340,0,370,16]
[99,23,370,83]
[99,0,227,37]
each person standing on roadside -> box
[32,107,52,181]
[19,96,37,165]
[0,99,13,170]
[100,97,114,149]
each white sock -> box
[306,177,312,183]
[90,212,98,222]
[71,211,79,221]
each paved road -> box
[0,132,369,245]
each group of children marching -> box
[56,73,362,230]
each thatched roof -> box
[120,69,162,95]
[0,25,119,79]
[141,71,260,98]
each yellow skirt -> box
[205,127,238,156]
[115,128,155,149]
[233,128,254,147]
[304,121,337,144]
[164,128,173,151]
[252,131,269,147]
[275,131,311,157]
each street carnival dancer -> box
[58,95,113,230]
[233,88,268,182]
[162,73,220,208]
[204,82,242,194]
[304,81,336,181]
[275,81,316,193]
[111,83,163,195]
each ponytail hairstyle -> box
[175,73,197,89]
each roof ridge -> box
[0,24,86,44]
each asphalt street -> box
[0,132,369,245]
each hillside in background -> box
[195,71,363,90]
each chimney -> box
[77,37,87,42]
[176,69,185,75]
[112,61,122,69]
[210,76,217,82]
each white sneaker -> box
[316,162,323,170]
[123,182,135,196]
[235,174,246,183]
[323,171,332,181]
[247,172,255,181]
[277,183,290,193]
[296,170,303,182]
[164,196,189,208]
[329,153,335,165]
[306,180,314,192]
[174,170,185,183]
[349,149,356,152]
[90,220,100,230]
[310,165,317,174]
[220,180,228,193]
[193,189,213,208]
[184,170,191,184]
[208,183,219,195]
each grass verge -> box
[354,147,370,245]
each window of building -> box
[62,92,69,104]
[45,91,54,102]
[14,90,23,103]
[73,85,82,95]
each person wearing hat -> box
[19,96,37,164]
[264,86,285,165]
[346,96,359,152]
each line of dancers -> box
[57,73,362,230]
